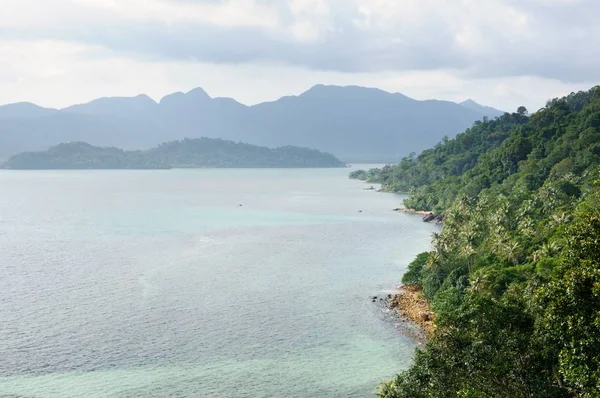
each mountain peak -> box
[459,99,504,118]
[133,94,157,104]
[60,94,158,116]
[0,102,58,119]
[303,84,387,95]
[159,87,211,107]
[299,84,413,103]
[460,99,479,106]
[186,87,211,100]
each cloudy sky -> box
[1,0,598,111]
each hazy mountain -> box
[0,102,58,119]
[0,113,166,160]
[0,85,505,162]
[62,94,158,119]
[459,99,504,118]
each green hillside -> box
[374,86,600,397]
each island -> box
[1,138,346,169]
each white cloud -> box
[288,0,330,17]
[0,38,594,114]
[71,0,281,28]
[0,0,598,110]
[286,0,331,41]
[2,0,280,29]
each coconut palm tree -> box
[532,241,561,261]
[468,271,487,294]
[432,232,452,254]
[425,251,444,289]
[376,379,397,398]
[460,243,476,273]
[551,212,571,226]
[503,241,521,265]
[517,217,536,237]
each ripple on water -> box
[0,169,435,397]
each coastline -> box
[393,207,444,224]
[373,285,435,345]
[363,187,437,341]
[392,208,432,216]
[387,285,435,339]
[360,181,437,340]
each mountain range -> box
[0,85,504,162]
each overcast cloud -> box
[1,0,598,110]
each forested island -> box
[356,87,600,397]
[1,138,346,169]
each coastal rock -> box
[388,285,436,338]
[422,213,436,222]
[422,213,444,224]
[391,207,444,223]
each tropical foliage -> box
[2,138,346,169]
[378,86,600,397]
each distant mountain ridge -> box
[459,99,504,118]
[0,85,505,162]
[0,102,59,119]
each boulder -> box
[420,311,433,322]
[422,213,436,222]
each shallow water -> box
[0,167,435,397]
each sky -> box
[1,0,598,111]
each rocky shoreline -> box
[372,285,435,344]
[393,208,444,224]
[388,285,435,337]
[361,187,437,341]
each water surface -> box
[0,167,435,397]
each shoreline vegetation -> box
[362,86,600,397]
[1,138,346,170]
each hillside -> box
[375,87,600,397]
[0,85,503,162]
[2,139,345,169]
[350,107,529,211]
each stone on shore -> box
[387,285,436,337]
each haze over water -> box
[0,167,436,397]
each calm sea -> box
[0,167,435,397]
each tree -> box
[377,86,600,397]
[534,208,600,396]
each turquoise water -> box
[0,167,436,397]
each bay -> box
[0,167,436,397]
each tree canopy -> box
[374,86,600,397]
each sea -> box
[0,166,436,397]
